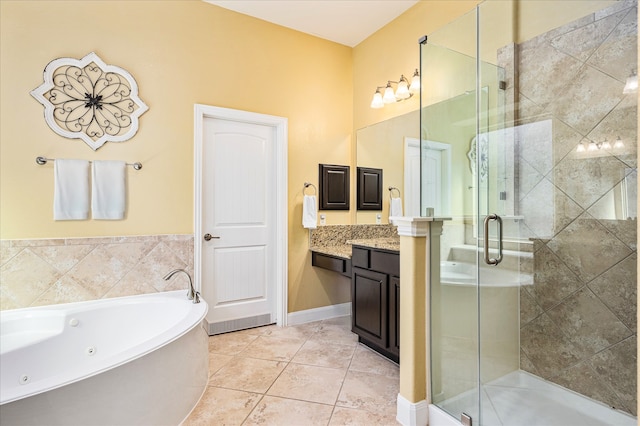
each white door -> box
[422,149,442,215]
[404,138,421,216]
[199,114,280,334]
[405,137,451,217]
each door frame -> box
[194,104,288,328]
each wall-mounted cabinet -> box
[357,167,383,210]
[319,164,350,210]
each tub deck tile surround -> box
[0,234,194,310]
[184,316,400,425]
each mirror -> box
[356,88,495,225]
[356,110,419,224]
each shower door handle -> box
[483,214,503,266]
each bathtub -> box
[440,261,532,287]
[0,290,209,426]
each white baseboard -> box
[396,394,429,426]
[287,302,351,325]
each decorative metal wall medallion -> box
[31,52,148,150]
[467,135,488,182]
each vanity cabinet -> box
[351,246,399,362]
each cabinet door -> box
[351,267,388,348]
[388,276,400,357]
[357,167,383,210]
[319,164,350,210]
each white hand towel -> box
[302,195,317,229]
[54,159,90,220]
[389,197,403,221]
[92,160,126,220]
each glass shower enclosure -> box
[422,1,637,425]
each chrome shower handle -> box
[483,213,503,266]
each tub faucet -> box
[163,269,200,303]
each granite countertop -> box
[348,237,400,252]
[310,244,353,259]
[310,237,400,259]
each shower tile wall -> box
[0,234,194,310]
[510,1,637,416]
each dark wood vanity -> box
[351,245,399,363]
[308,225,400,363]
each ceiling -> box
[204,0,419,47]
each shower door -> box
[422,7,533,424]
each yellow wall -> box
[352,0,480,132]
[0,0,353,312]
[0,0,626,315]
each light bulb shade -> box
[409,69,420,94]
[623,73,638,94]
[383,85,397,103]
[576,142,586,153]
[370,91,384,109]
[587,141,597,151]
[396,80,410,100]
[602,140,612,149]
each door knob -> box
[204,233,220,241]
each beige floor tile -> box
[321,315,351,328]
[329,406,399,426]
[309,323,359,346]
[208,332,259,355]
[349,345,400,378]
[244,396,334,426]
[181,386,262,426]
[291,339,356,369]
[337,370,399,415]
[226,325,274,336]
[260,321,322,339]
[267,363,347,405]
[209,353,234,377]
[209,356,286,393]
[240,334,306,362]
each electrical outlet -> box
[376,214,381,224]
[320,214,326,225]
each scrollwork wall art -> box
[31,52,148,150]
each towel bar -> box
[36,156,142,170]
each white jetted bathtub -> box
[0,290,208,426]
[440,261,532,287]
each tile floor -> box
[182,316,400,426]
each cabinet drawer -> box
[312,252,351,276]
[351,247,370,269]
[370,250,400,276]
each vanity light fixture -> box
[578,137,623,153]
[623,70,637,94]
[614,136,625,149]
[370,69,420,109]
